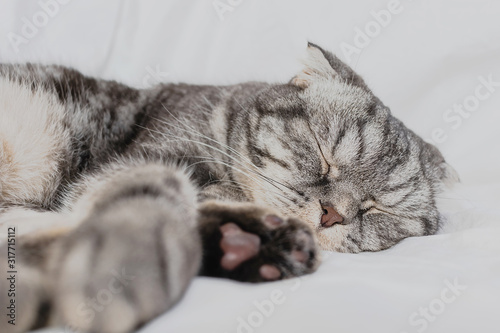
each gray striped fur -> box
[0,43,455,332]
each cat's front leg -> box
[198,201,320,282]
[47,163,202,333]
[0,163,202,333]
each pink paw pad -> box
[220,223,260,271]
[263,215,285,228]
[259,264,281,280]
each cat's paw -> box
[49,199,201,333]
[199,202,320,282]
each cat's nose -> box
[321,206,344,228]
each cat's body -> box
[0,44,455,333]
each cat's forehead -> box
[301,79,375,122]
[255,80,391,146]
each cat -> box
[0,43,457,333]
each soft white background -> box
[1,0,499,332]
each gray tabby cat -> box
[0,43,456,333]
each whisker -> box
[139,100,302,199]
[185,158,294,202]
[149,108,300,194]
[206,178,290,202]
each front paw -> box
[199,202,320,282]
[49,199,201,333]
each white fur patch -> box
[0,78,70,206]
[316,224,350,251]
[0,208,77,242]
[209,104,228,151]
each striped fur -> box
[0,43,455,332]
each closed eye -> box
[306,122,332,176]
[358,207,371,215]
[312,136,331,176]
[359,200,379,216]
[320,154,330,176]
[359,205,400,218]
[358,206,378,217]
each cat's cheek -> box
[285,201,324,229]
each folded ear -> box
[424,142,460,187]
[438,161,460,187]
[291,42,338,88]
[292,42,371,91]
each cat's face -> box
[236,44,457,252]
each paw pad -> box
[259,264,281,280]
[220,223,260,271]
[263,214,285,228]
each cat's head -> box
[235,43,458,252]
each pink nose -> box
[321,206,344,228]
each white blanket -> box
[1,1,499,332]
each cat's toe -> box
[220,223,260,270]
[259,264,281,280]
[262,218,319,278]
[215,212,319,282]
[262,214,286,228]
[218,221,284,281]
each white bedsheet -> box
[1,1,499,332]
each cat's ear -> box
[438,161,460,187]
[291,43,338,88]
[292,42,371,91]
[425,142,460,187]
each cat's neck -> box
[132,81,268,191]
